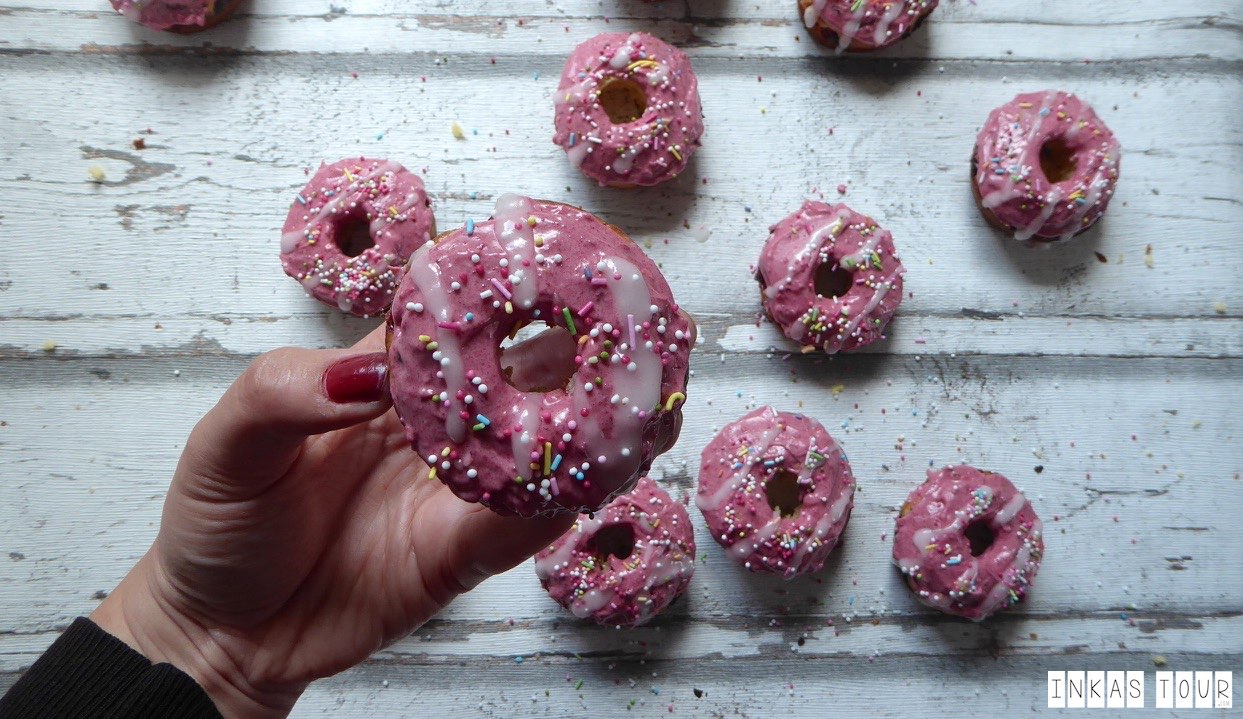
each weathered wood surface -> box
[1,1,1241,716]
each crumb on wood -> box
[87,166,106,183]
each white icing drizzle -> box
[729,518,782,560]
[695,420,783,513]
[835,3,868,54]
[992,492,1028,526]
[567,137,592,168]
[1014,187,1063,241]
[803,0,828,28]
[593,257,660,467]
[493,194,539,310]
[872,1,906,46]
[283,160,403,254]
[609,34,642,69]
[406,244,468,443]
[571,588,615,618]
[765,209,849,300]
[534,514,604,581]
[511,396,542,481]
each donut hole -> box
[499,319,577,393]
[814,262,854,299]
[588,523,636,561]
[964,520,995,557]
[1039,137,1078,184]
[335,213,376,258]
[764,469,808,518]
[598,78,648,124]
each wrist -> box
[90,552,303,719]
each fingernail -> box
[323,352,389,404]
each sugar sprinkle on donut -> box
[972,90,1122,242]
[536,477,695,626]
[892,465,1045,621]
[697,407,855,578]
[280,158,435,318]
[757,201,906,355]
[553,32,704,188]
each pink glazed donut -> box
[553,32,703,188]
[756,201,905,355]
[386,195,695,517]
[892,465,1045,621]
[972,91,1122,242]
[110,0,243,32]
[281,158,436,318]
[535,476,696,626]
[696,407,855,578]
[798,0,938,53]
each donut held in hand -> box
[387,195,695,517]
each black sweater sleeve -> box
[0,617,223,719]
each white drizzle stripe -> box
[406,244,468,443]
[493,194,538,310]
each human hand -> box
[91,326,575,718]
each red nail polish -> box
[323,352,389,403]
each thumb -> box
[416,494,575,603]
[180,346,391,493]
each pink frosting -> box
[553,33,703,188]
[757,201,905,354]
[110,0,225,31]
[535,476,696,626]
[280,158,435,318]
[387,196,695,517]
[973,91,1122,242]
[892,466,1044,621]
[696,407,855,578]
[801,0,938,53]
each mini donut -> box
[386,195,696,517]
[281,158,436,318]
[535,476,696,626]
[553,32,703,188]
[892,465,1045,621]
[972,91,1122,242]
[110,0,243,32]
[756,201,905,355]
[798,0,938,53]
[696,407,855,578]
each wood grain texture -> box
[1,0,1240,716]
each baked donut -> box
[535,476,696,626]
[696,407,855,578]
[799,0,938,53]
[756,201,905,355]
[109,0,244,32]
[553,32,703,188]
[972,91,1122,242]
[386,195,695,517]
[892,466,1045,621]
[281,158,435,318]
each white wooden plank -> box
[2,2,1240,61]
[3,314,1242,359]
[0,57,1239,330]
[3,355,1239,636]
[1,0,1240,715]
